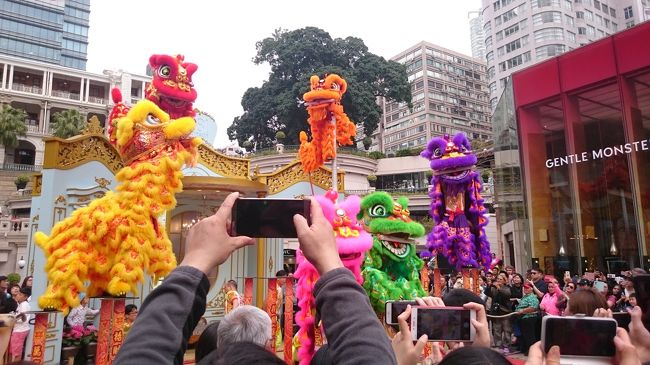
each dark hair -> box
[629,293,637,299]
[568,288,607,315]
[512,273,525,285]
[443,288,484,307]
[18,287,30,296]
[195,321,220,363]
[275,270,287,277]
[226,280,238,290]
[215,341,283,365]
[438,346,511,365]
[125,304,138,315]
[21,276,32,288]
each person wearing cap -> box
[0,276,17,314]
[66,294,99,327]
[577,278,591,290]
[515,283,539,355]
[9,287,30,361]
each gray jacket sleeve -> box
[314,267,397,365]
[113,266,209,365]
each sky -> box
[86,0,482,148]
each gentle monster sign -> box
[545,138,650,168]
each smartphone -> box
[385,300,418,325]
[542,316,617,364]
[410,307,476,342]
[632,274,650,329]
[593,280,606,292]
[231,198,311,238]
[613,312,631,331]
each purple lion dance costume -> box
[420,133,491,271]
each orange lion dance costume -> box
[35,57,201,314]
[298,74,356,173]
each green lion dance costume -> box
[359,192,427,314]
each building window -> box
[566,31,576,43]
[610,8,616,17]
[601,4,608,14]
[485,36,493,48]
[587,25,595,36]
[535,44,566,59]
[626,20,635,28]
[624,6,633,19]
[532,0,561,8]
[565,14,574,26]
[534,27,564,42]
[612,22,618,31]
[533,11,562,25]
[486,51,494,63]
[593,0,600,10]
[503,22,520,38]
[494,1,501,11]
[578,26,587,35]
[564,0,573,10]
[576,11,584,18]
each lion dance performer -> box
[298,74,356,173]
[420,133,491,271]
[359,192,426,314]
[35,56,202,315]
[294,190,372,364]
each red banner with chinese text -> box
[462,269,470,289]
[30,313,48,364]
[95,299,113,365]
[266,278,278,353]
[109,299,125,363]
[244,278,254,305]
[433,268,441,297]
[471,269,480,294]
[420,265,430,294]
[284,277,294,364]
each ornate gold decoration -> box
[32,215,39,222]
[197,143,249,178]
[255,160,344,194]
[54,195,67,205]
[294,194,306,199]
[82,115,104,135]
[94,192,105,199]
[207,287,226,316]
[268,255,274,274]
[94,177,111,188]
[32,174,42,196]
[43,135,124,173]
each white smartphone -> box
[541,316,617,365]
[385,300,418,325]
[410,306,476,342]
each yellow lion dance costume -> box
[298,74,356,173]
[35,100,201,314]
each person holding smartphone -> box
[539,279,561,316]
[515,283,539,355]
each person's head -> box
[612,284,622,295]
[578,278,591,290]
[21,276,33,288]
[9,284,20,297]
[523,282,534,295]
[195,321,220,363]
[512,273,524,286]
[629,293,637,307]
[16,287,29,303]
[125,304,138,322]
[217,305,272,350]
[547,280,558,294]
[566,288,607,316]
[478,276,486,286]
[0,276,8,291]
[486,271,494,281]
[214,341,284,365]
[505,266,515,276]
[443,288,484,307]
[565,282,576,294]
[438,344,511,365]
[530,269,543,282]
[496,273,507,286]
[225,280,238,291]
[80,295,89,307]
[275,270,287,286]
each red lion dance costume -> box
[294,191,372,364]
[35,54,200,314]
[298,74,357,173]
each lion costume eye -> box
[331,83,340,90]
[433,148,442,158]
[369,205,387,217]
[158,65,171,78]
[145,115,161,126]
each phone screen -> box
[593,280,606,292]
[415,308,472,341]
[543,317,616,356]
[386,301,418,325]
[633,275,650,329]
[232,198,310,238]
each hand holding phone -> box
[542,316,617,364]
[385,300,418,325]
[232,198,311,238]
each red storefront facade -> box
[512,21,650,275]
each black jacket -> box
[0,292,17,314]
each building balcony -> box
[1,162,41,172]
[51,89,81,100]
[88,96,105,104]
[11,83,42,95]
[26,125,40,133]
[0,218,30,236]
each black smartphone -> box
[542,316,616,362]
[231,198,311,238]
[385,300,418,325]
[633,274,650,329]
[410,307,475,342]
[613,312,631,331]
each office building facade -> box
[470,12,487,60]
[368,42,492,155]
[0,0,90,70]
[483,0,649,110]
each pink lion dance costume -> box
[294,191,372,365]
[420,133,491,271]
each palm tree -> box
[0,105,28,149]
[51,109,86,139]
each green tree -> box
[51,109,86,139]
[227,27,412,148]
[0,105,28,149]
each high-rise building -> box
[470,11,487,60]
[364,41,491,155]
[483,0,648,111]
[0,0,90,70]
